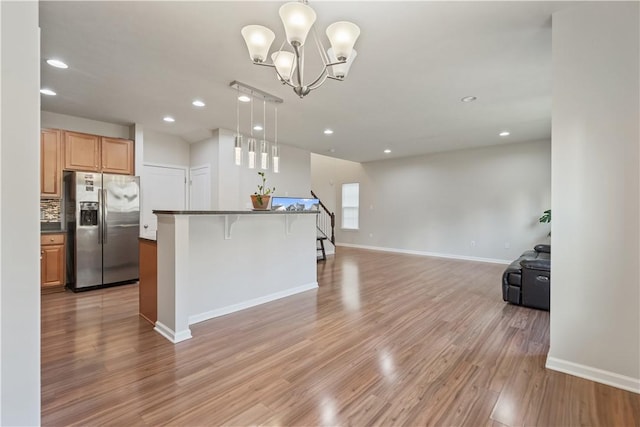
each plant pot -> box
[250,195,271,210]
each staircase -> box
[311,190,335,261]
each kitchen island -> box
[152,210,318,343]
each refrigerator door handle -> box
[103,188,108,244]
[97,188,102,244]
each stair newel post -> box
[330,212,335,244]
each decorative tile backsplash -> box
[41,199,61,222]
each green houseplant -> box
[251,172,276,210]
[539,209,551,236]
[539,209,551,223]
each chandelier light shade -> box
[325,21,360,60]
[271,51,297,82]
[240,1,361,98]
[241,25,276,63]
[328,48,357,79]
[278,2,317,46]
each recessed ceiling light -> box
[329,148,336,153]
[324,129,334,135]
[384,149,391,154]
[253,125,263,131]
[46,59,68,69]
[163,116,175,123]
[192,100,205,107]
[40,88,56,96]
[238,95,251,103]
[499,131,510,137]
[461,96,477,102]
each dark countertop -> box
[41,222,64,234]
[153,210,318,215]
[139,236,157,243]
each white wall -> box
[191,128,312,210]
[312,140,551,262]
[233,141,312,210]
[41,110,130,139]
[548,2,640,392]
[143,129,189,167]
[190,131,219,208]
[0,1,41,424]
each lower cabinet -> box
[139,238,157,325]
[41,233,66,293]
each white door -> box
[189,165,211,210]
[141,164,187,239]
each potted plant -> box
[251,171,276,210]
[539,209,551,223]
[539,209,551,236]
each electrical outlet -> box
[369,233,373,238]
[470,240,476,247]
[504,242,510,249]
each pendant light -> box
[272,106,280,173]
[230,81,283,173]
[260,100,269,170]
[247,96,256,169]
[234,86,243,165]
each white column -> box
[0,1,41,423]
[549,2,640,393]
[154,215,192,343]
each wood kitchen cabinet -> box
[101,137,134,175]
[41,128,62,198]
[138,238,157,325]
[41,233,66,294]
[64,131,101,172]
[63,131,134,175]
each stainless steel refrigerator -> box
[64,171,140,291]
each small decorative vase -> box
[250,195,271,210]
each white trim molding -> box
[546,357,640,394]
[153,321,192,344]
[336,242,511,265]
[189,282,318,325]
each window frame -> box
[341,182,360,230]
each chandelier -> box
[240,1,361,98]
[231,81,283,173]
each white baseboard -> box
[546,356,640,394]
[336,242,511,265]
[188,282,319,325]
[154,321,192,344]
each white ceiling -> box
[39,1,572,163]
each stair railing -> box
[311,190,335,245]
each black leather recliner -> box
[502,244,550,310]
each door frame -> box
[189,163,211,210]
[140,162,189,237]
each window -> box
[342,183,359,230]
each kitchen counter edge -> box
[153,210,318,215]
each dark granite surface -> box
[153,210,318,215]
[41,222,64,234]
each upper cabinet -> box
[63,131,134,175]
[101,137,134,175]
[41,129,62,198]
[64,131,100,172]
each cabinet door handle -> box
[41,251,44,254]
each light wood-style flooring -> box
[41,247,640,426]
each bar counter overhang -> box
[153,210,319,343]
